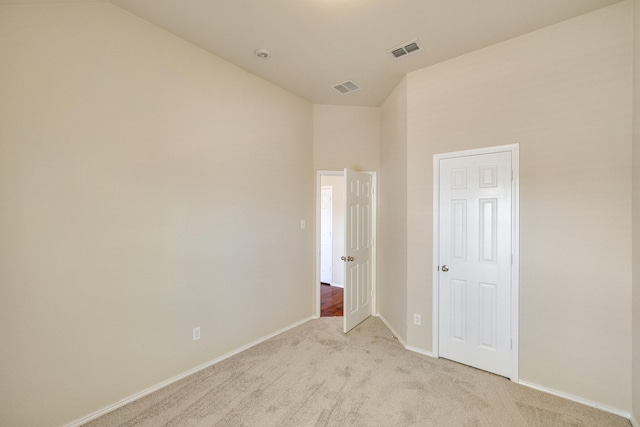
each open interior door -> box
[343,169,373,333]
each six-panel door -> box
[438,152,512,377]
[344,169,373,333]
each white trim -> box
[65,316,314,427]
[518,380,632,421]
[319,282,344,288]
[432,154,440,358]
[380,313,632,423]
[315,170,377,320]
[367,171,378,318]
[511,145,520,382]
[377,314,435,358]
[432,143,520,382]
[377,314,408,347]
[405,345,436,359]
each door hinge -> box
[510,339,513,350]
[511,254,513,265]
[511,170,514,181]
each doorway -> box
[320,186,333,285]
[319,176,344,318]
[432,144,519,381]
[315,170,377,332]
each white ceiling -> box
[2,0,624,106]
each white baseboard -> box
[320,282,343,288]
[375,314,435,358]
[375,315,631,422]
[405,344,436,358]
[66,316,314,427]
[518,380,631,421]
[376,314,405,345]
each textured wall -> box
[632,0,640,423]
[405,1,632,412]
[313,104,380,173]
[378,79,408,342]
[0,3,314,425]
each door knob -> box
[341,256,347,262]
[441,265,449,272]
[347,256,354,262]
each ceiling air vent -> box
[332,80,360,95]
[388,39,423,59]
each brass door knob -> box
[347,256,354,262]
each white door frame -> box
[315,170,377,319]
[432,143,519,382]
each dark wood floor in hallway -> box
[320,283,343,317]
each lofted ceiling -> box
[1,0,624,106]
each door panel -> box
[344,169,372,333]
[438,152,512,377]
[450,279,466,341]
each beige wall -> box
[378,79,408,341]
[313,104,380,312]
[0,3,313,426]
[313,104,380,172]
[320,175,345,286]
[403,1,633,412]
[633,0,640,423]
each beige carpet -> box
[87,317,630,426]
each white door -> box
[438,151,512,377]
[343,169,373,333]
[320,186,333,284]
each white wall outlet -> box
[192,326,200,341]
[300,219,306,229]
[414,314,421,326]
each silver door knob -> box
[347,256,354,262]
[441,265,449,272]
[341,256,347,262]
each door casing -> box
[315,170,377,321]
[432,144,520,382]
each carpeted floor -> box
[87,317,631,426]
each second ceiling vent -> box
[388,39,423,59]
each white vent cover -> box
[388,39,423,59]
[332,80,360,95]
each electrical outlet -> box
[192,326,200,341]
[300,219,306,229]
[414,314,421,326]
